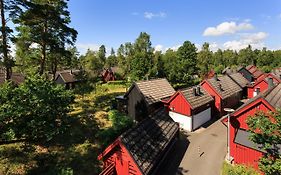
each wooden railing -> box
[99,163,116,175]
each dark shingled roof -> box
[180,86,214,109]
[235,129,281,154]
[127,78,175,105]
[234,83,281,113]
[227,73,249,88]
[206,75,242,100]
[120,109,179,175]
[264,83,281,109]
[0,73,25,85]
[57,70,81,83]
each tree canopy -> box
[247,110,281,175]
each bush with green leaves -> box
[0,75,74,142]
[98,110,133,148]
[222,162,260,175]
[247,111,281,175]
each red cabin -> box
[201,74,243,116]
[247,73,281,98]
[98,109,179,175]
[229,84,281,171]
[245,65,264,81]
[101,67,116,82]
[162,86,214,131]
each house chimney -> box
[218,83,223,91]
[193,87,197,96]
[196,86,201,95]
[268,77,274,88]
[70,69,73,74]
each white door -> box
[169,111,192,131]
[193,108,211,130]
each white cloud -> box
[223,32,268,51]
[209,42,219,51]
[76,43,100,55]
[203,21,254,36]
[144,12,166,19]
[154,44,164,52]
[169,45,181,51]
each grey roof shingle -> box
[0,73,25,85]
[234,83,281,112]
[206,75,242,100]
[227,73,250,88]
[132,78,176,105]
[57,70,81,83]
[180,86,214,109]
[120,108,179,175]
[264,83,281,109]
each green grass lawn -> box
[0,82,127,175]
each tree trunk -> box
[39,21,47,75]
[51,57,57,81]
[0,0,11,80]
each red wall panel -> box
[169,93,191,116]
[201,82,222,114]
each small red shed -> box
[201,74,243,116]
[98,109,179,175]
[247,73,281,98]
[229,84,281,170]
[162,86,214,131]
[101,67,116,82]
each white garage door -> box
[193,107,211,130]
[169,111,192,131]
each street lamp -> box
[224,108,235,162]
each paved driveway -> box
[158,119,227,175]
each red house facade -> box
[229,84,281,170]
[201,75,243,116]
[101,68,116,82]
[162,86,214,131]
[98,109,179,175]
[247,73,281,98]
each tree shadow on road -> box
[157,132,190,175]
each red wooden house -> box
[229,84,281,170]
[162,86,214,131]
[98,109,179,175]
[245,65,264,81]
[101,67,117,82]
[247,73,281,98]
[201,74,243,116]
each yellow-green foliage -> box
[222,162,260,175]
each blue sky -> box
[68,0,281,54]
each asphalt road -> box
[158,119,227,175]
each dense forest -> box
[1,1,281,88]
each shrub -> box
[222,162,260,175]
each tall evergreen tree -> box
[130,32,153,81]
[14,0,77,75]
[0,0,17,80]
[197,42,212,76]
